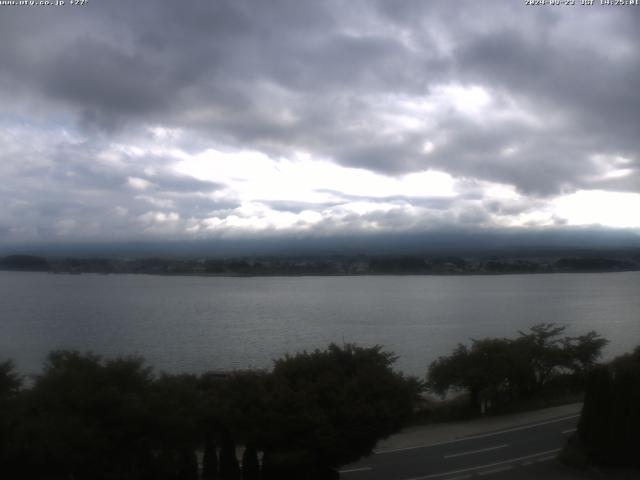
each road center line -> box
[339,467,373,474]
[402,448,561,480]
[562,428,577,434]
[377,414,579,454]
[444,444,508,459]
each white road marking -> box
[402,448,561,480]
[339,466,373,474]
[478,465,513,476]
[444,444,508,459]
[562,428,577,434]
[377,414,579,454]
[534,455,557,463]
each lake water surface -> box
[1,271,639,377]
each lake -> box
[1,271,639,377]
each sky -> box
[1,0,639,247]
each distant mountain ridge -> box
[0,227,638,258]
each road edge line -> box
[404,448,561,480]
[376,414,579,454]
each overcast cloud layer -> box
[1,0,639,245]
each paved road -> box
[339,414,579,480]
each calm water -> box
[1,271,639,377]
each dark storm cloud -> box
[1,0,639,242]
[456,26,640,153]
[44,37,169,116]
[5,140,222,196]
[0,133,226,243]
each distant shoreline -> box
[2,251,639,277]
[1,268,638,278]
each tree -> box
[427,339,523,413]
[427,324,608,413]
[19,351,156,480]
[514,323,568,393]
[201,431,219,480]
[0,344,419,479]
[0,360,21,400]
[177,447,199,480]
[260,344,421,477]
[561,331,609,378]
[147,373,202,479]
[0,360,22,474]
[578,365,613,463]
[576,346,640,467]
[219,432,241,480]
[0,254,49,271]
[241,444,260,480]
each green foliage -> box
[0,254,49,271]
[19,351,156,480]
[561,331,609,377]
[1,343,420,479]
[203,370,271,444]
[177,447,199,480]
[201,432,218,480]
[0,359,21,400]
[428,338,522,412]
[577,346,640,467]
[0,360,22,472]
[242,444,260,480]
[515,323,568,391]
[148,373,201,449]
[578,365,613,463]
[427,324,607,413]
[219,433,241,480]
[262,343,422,470]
